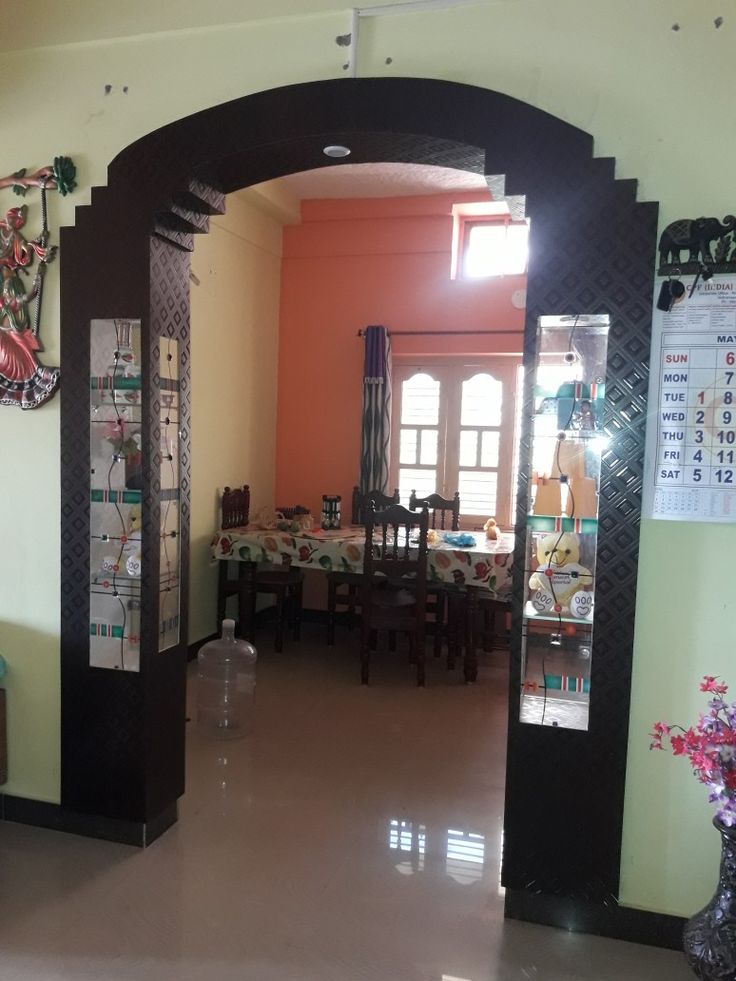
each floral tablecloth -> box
[211,527,514,597]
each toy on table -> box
[483,517,498,540]
[527,531,593,618]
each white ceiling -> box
[257,162,491,200]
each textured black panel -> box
[59,80,657,896]
[145,235,189,817]
[506,178,658,900]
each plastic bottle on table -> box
[196,619,257,738]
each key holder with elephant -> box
[658,214,736,277]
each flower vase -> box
[683,818,736,980]
[125,451,143,491]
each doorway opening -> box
[59,78,656,912]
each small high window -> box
[459,217,529,279]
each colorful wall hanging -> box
[0,157,75,409]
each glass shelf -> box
[526,514,598,532]
[520,314,609,730]
[90,488,142,505]
[90,377,142,391]
[522,602,593,625]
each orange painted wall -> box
[275,192,526,517]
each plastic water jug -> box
[196,619,257,738]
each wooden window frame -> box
[455,215,529,280]
[391,356,520,529]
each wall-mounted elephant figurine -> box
[658,215,736,268]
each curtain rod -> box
[356,329,521,337]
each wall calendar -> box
[643,274,736,521]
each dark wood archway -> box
[57,78,658,921]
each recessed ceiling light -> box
[323,145,351,158]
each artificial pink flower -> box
[652,678,736,823]
[701,676,729,695]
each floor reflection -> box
[389,818,426,875]
[445,829,485,885]
[388,818,487,885]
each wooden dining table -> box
[211,525,514,681]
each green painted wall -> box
[1,0,733,915]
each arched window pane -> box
[461,373,502,426]
[401,373,440,425]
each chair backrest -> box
[409,490,460,531]
[351,484,400,524]
[221,485,250,530]
[362,503,429,605]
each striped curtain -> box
[359,325,392,494]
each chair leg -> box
[217,561,229,626]
[347,585,357,631]
[415,631,425,687]
[446,593,462,670]
[237,562,257,643]
[464,588,479,683]
[274,588,285,653]
[433,593,445,658]
[292,583,302,641]
[482,602,496,651]
[360,619,371,685]
[327,579,336,646]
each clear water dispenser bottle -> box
[197,619,257,738]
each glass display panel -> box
[89,318,142,672]
[158,337,180,652]
[519,315,609,731]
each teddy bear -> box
[527,531,593,617]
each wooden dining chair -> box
[408,490,460,531]
[325,484,400,645]
[350,484,400,525]
[409,489,462,660]
[221,484,250,530]
[360,502,429,686]
[216,485,304,652]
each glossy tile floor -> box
[0,624,692,980]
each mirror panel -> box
[519,315,610,730]
[89,319,143,671]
